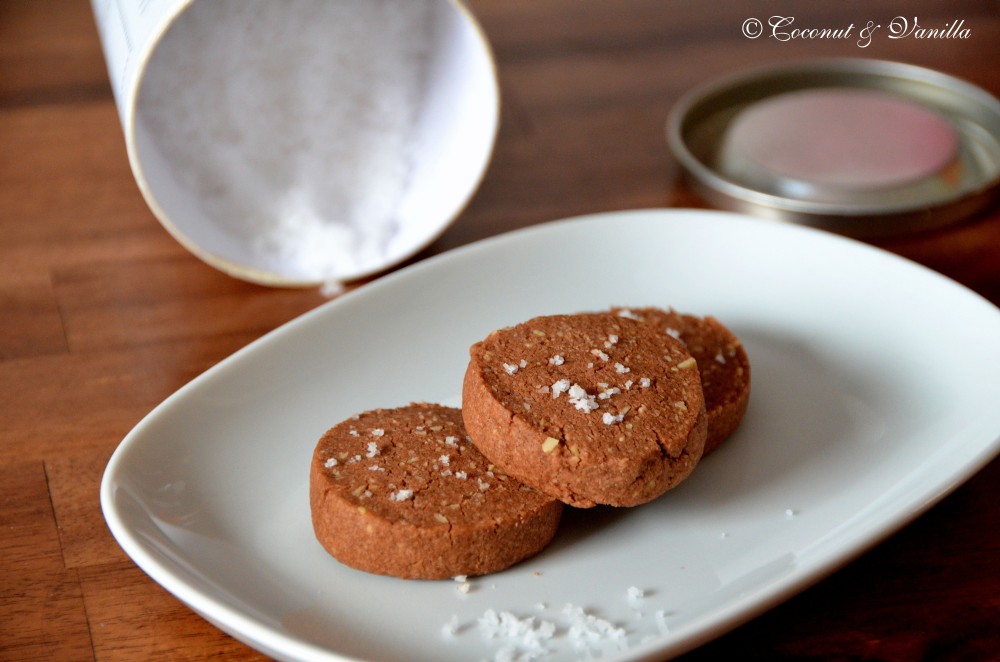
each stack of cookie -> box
[310,307,751,579]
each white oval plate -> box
[101,209,1000,661]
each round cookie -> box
[613,307,751,455]
[462,313,707,508]
[310,404,563,579]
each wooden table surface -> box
[3,1,999,660]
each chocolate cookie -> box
[462,313,707,508]
[613,307,750,455]
[310,404,563,579]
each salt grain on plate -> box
[442,615,460,637]
[563,604,626,648]
[477,609,555,656]
[654,609,670,634]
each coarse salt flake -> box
[614,362,630,374]
[567,384,598,412]
[476,609,555,654]
[562,604,625,647]
[371,428,385,437]
[442,615,460,637]
[549,354,565,366]
[640,377,651,388]
[602,411,625,425]
[591,348,610,362]
[319,279,346,298]
[502,363,519,375]
[445,436,459,447]
[655,609,670,634]
[389,489,414,501]
[550,379,570,398]
[366,441,380,457]
[598,387,621,400]
[605,334,619,348]
[324,457,338,468]
[714,352,727,364]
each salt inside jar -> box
[127,0,498,286]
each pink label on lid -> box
[725,88,959,190]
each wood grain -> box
[2,0,998,660]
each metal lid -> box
[667,58,1000,236]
